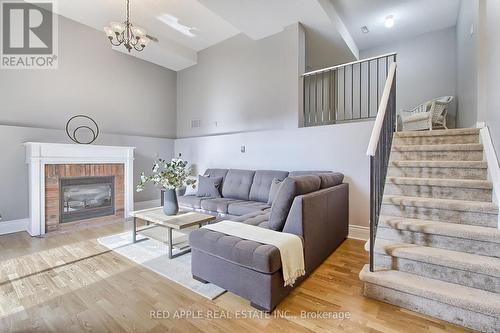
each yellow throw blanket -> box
[202,221,305,287]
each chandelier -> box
[103,0,149,52]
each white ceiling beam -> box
[317,0,359,59]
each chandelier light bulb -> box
[132,26,147,37]
[104,26,114,37]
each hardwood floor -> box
[0,220,473,333]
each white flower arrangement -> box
[137,156,196,192]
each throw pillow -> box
[268,175,321,231]
[267,178,283,205]
[196,175,223,198]
[319,173,344,189]
[184,184,197,196]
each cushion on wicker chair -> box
[405,112,431,122]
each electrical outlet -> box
[241,146,246,153]
[191,119,201,128]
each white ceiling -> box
[331,0,460,50]
[49,0,359,71]
[52,0,240,70]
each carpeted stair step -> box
[381,195,498,227]
[359,265,500,333]
[390,143,484,161]
[384,176,492,201]
[370,239,500,293]
[376,215,500,257]
[394,128,480,145]
[388,160,488,180]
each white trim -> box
[24,142,135,236]
[348,224,369,241]
[302,52,396,77]
[0,218,29,236]
[477,123,500,229]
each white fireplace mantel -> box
[24,142,135,236]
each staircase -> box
[360,128,500,332]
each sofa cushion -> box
[233,209,271,228]
[197,176,223,198]
[189,227,281,274]
[249,170,289,202]
[222,169,256,200]
[267,178,283,205]
[319,172,344,189]
[268,175,321,231]
[288,171,331,176]
[178,195,207,209]
[227,201,271,216]
[201,198,242,214]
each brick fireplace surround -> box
[45,164,124,232]
[25,142,135,236]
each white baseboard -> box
[134,199,161,211]
[0,218,29,235]
[348,224,369,241]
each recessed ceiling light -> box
[385,15,395,28]
[361,26,370,34]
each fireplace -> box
[25,142,134,236]
[44,164,125,232]
[60,176,115,223]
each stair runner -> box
[359,128,500,333]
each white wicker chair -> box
[398,96,454,131]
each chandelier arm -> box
[130,36,139,46]
[109,38,123,46]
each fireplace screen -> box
[60,176,115,223]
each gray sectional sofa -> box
[180,169,349,312]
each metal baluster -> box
[334,69,338,123]
[368,60,371,118]
[321,71,325,124]
[377,58,379,114]
[359,62,362,119]
[343,67,346,121]
[314,74,318,125]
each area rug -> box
[97,227,226,300]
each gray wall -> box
[0,14,177,138]
[175,120,373,228]
[0,124,174,221]
[0,14,178,222]
[478,0,500,152]
[456,0,479,128]
[361,27,457,127]
[176,24,303,138]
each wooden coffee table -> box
[130,207,216,259]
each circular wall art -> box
[65,115,100,144]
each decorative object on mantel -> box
[137,156,196,215]
[103,0,150,53]
[65,115,100,144]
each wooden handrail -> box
[366,63,397,156]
